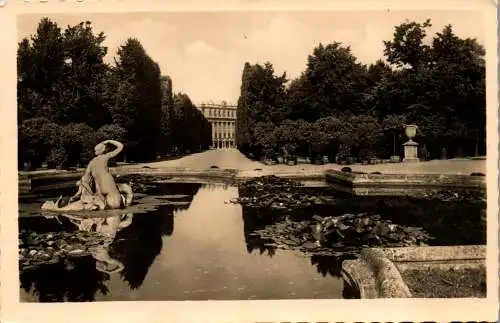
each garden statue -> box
[41,140,134,212]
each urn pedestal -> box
[403,140,419,163]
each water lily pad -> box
[19,230,114,271]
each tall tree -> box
[235,62,287,158]
[378,20,486,157]
[383,19,433,70]
[305,42,369,117]
[108,38,163,161]
[430,25,486,156]
[160,75,174,153]
[17,18,65,122]
[17,38,35,123]
[57,21,110,128]
[17,19,110,127]
[235,63,253,154]
[169,93,210,153]
[285,73,317,122]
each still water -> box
[19,182,347,302]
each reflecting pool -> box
[19,181,347,302]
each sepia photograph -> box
[1,0,498,322]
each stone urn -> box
[403,124,419,163]
[405,124,418,140]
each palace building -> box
[198,101,237,149]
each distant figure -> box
[83,140,125,210]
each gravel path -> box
[20,149,486,178]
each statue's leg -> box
[117,183,134,207]
[104,193,123,210]
[93,195,107,210]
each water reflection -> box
[20,255,110,302]
[239,204,360,299]
[19,181,200,302]
[63,213,132,274]
[107,205,180,289]
[310,255,345,277]
[240,205,352,279]
[241,207,277,257]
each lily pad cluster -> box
[422,189,486,204]
[231,193,335,211]
[234,175,335,210]
[19,230,113,271]
[251,213,433,257]
[239,175,304,194]
[235,175,433,257]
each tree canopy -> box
[18,18,212,169]
[236,19,486,162]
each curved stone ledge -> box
[342,245,486,299]
[342,248,412,299]
[342,258,378,299]
[362,248,412,298]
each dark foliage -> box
[18,18,212,169]
[236,19,486,161]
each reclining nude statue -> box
[42,140,134,212]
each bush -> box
[94,124,127,144]
[17,119,131,170]
[60,123,96,167]
[336,144,352,164]
[18,118,63,169]
[46,147,68,169]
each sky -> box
[17,10,485,104]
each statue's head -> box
[94,143,106,155]
[92,247,124,274]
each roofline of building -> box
[196,101,238,108]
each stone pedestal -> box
[403,140,419,163]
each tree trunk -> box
[393,134,396,156]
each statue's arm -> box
[102,140,124,159]
[80,163,94,194]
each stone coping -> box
[18,166,486,196]
[381,245,486,263]
[341,245,486,299]
[326,169,485,186]
[18,167,327,194]
[325,170,485,197]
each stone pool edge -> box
[18,167,328,195]
[325,169,486,197]
[18,166,486,196]
[341,245,486,299]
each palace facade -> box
[198,101,237,149]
